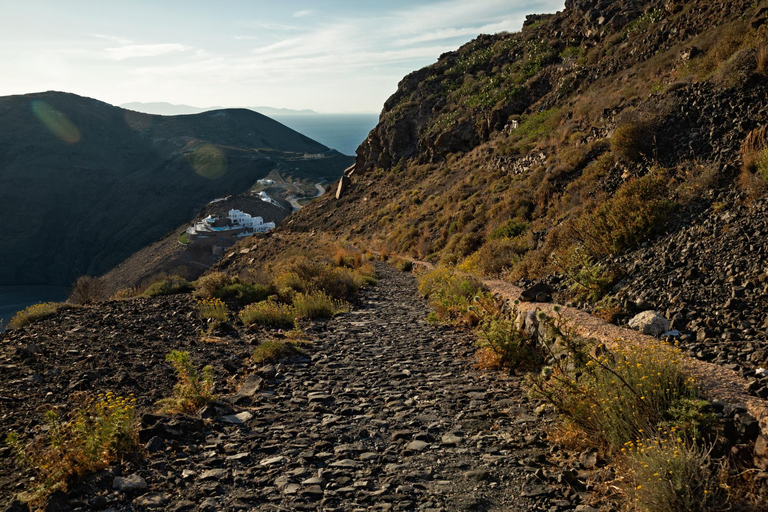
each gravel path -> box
[2,264,589,511]
[131,265,573,511]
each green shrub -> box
[193,271,234,298]
[142,275,191,297]
[239,300,295,329]
[292,291,349,319]
[488,218,529,240]
[477,317,543,368]
[7,392,138,505]
[571,171,674,258]
[626,434,721,511]
[417,267,488,326]
[214,282,272,304]
[252,339,300,364]
[157,350,215,414]
[8,302,68,329]
[531,333,705,450]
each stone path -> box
[121,265,576,511]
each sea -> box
[0,113,379,331]
[271,113,379,156]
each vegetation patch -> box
[239,300,295,329]
[141,275,191,297]
[417,267,488,326]
[8,302,69,329]
[157,350,215,414]
[292,291,349,320]
[7,392,138,506]
[252,338,302,364]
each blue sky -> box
[1,0,565,113]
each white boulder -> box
[628,310,670,337]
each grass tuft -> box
[157,350,215,414]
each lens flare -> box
[188,144,227,179]
[30,100,81,144]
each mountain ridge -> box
[0,91,352,287]
[120,101,319,117]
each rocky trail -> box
[1,265,598,512]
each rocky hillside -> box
[270,0,768,367]
[0,91,352,287]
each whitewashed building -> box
[187,209,275,240]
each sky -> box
[1,0,565,113]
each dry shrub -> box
[570,171,674,258]
[7,393,138,506]
[239,300,295,329]
[193,272,234,298]
[252,339,301,364]
[458,236,530,277]
[611,118,656,163]
[68,276,105,305]
[8,302,69,329]
[739,126,768,199]
[713,48,758,89]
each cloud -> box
[293,9,313,18]
[104,43,193,61]
[90,33,133,45]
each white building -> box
[186,209,275,240]
[227,209,275,232]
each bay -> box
[0,285,70,331]
[271,113,379,156]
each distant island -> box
[120,101,318,117]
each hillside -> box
[272,0,768,356]
[0,91,352,287]
[8,1,768,511]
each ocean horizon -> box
[271,113,378,156]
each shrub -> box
[418,267,488,326]
[252,339,300,364]
[157,350,215,414]
[459,236,529,277]
[7,392,138,505]
[8,302,67,329]
[142,275,191,297]
[239,300,295,329]
[214,282,271,304]
[395,259,414,272]
[477,317,543,368]
[193,272,234,298]
[531,331,705,450]
[313,266,361,300]
[68,276,104,305]
[196,297,228,323]
[488,218,529,240]
[611,119,655,163]
[625,434,721,511]
[292,291,349,319]
[570,171,674,259]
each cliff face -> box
[355,0,759,170]
[0,91,352,286]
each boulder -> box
[336,176,351,199]
[628,311,670,337]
